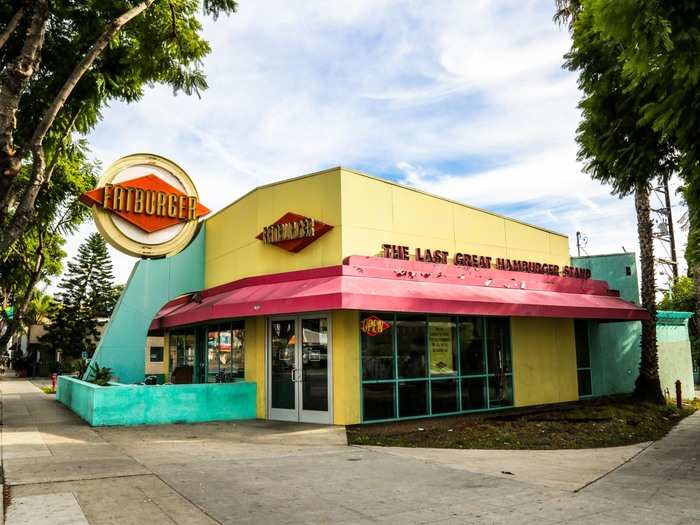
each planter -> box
[57,376,256,426]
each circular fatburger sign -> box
[79,153,210,258]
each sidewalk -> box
[1,377,699,524]
[1,378,218,525]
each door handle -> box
[291,367,297,383]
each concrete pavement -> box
[2,377,699,524]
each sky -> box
[59,0,687,292]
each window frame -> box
[360,313,515,423]
[574,320,593,398]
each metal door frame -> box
[267,313,333,424]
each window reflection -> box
[207,321,245,383]
[169,332,195,384]
[361,313,394,380]
[397,315,427,379]
[460,318,484,375]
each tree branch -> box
[0,5,25,50]
[31,0,156,151]
[0,0,156,256]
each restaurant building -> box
[88,167,649,425]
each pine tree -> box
[41,233,118,358]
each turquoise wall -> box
[573,254,695,399]
[573,253,642,396]
[58,375,256,426]
[87,228,205,384]
[657,311,695,400]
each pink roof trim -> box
[149,256,649,331]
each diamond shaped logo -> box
[256,212,333,253]
[80,173,210,233]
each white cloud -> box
[54,0,688,296]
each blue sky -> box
[61,0,686,289]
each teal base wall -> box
[87,228,205,384]
[58,375,257,426]
[56,376,256,427]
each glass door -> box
[268,315,331,424]
[299,316,330,423]
[269,318,298,422]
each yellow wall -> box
[332,310,361,425]
[511,317,579,406]
[204,169,343,288]
[339,168,570,268]
[244,317,267,418]
[204,167,571,288]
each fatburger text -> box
[102,183,199,220]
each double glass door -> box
[269,315,331,424]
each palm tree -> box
[24,291,54,353]
[557,0,665,402]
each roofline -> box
[572,252,636,259]
[204,166,569,238]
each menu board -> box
[429,318,455,375]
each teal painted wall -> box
[87,228,205,384]
[58,375,256,426]
[657,311,695,400]
[573,253,641,396]
[573,254,695,399]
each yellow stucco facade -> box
[204,167,570,287]
[511,318,579,407]
[165,167,581,425]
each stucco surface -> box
[89,229,205,384]
[57,376,256,426]
[657,314,695,400]
[511,317,578,406]
[573,253,642,396]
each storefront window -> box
[360,313,514,422]
[207,321,245,383]
[429,317,457,376]
[362,383,395,421]
[575,320,592,397]
[207,328,220,383]
[486,317,512,375]
[431,379,459,414]
[461,376,487,410]
[169,332,195,384]
[459,318,484,375]
[398,380,428,418]
[361,313,394,380]
[397,315,427,378]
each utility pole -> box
[576,231,588,257]
[651,176,679,289]
[663,177,679,281]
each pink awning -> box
[149,256,649,331]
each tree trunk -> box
[633,182,664,403]
[692,263,700,372]
[0,0,49,203]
